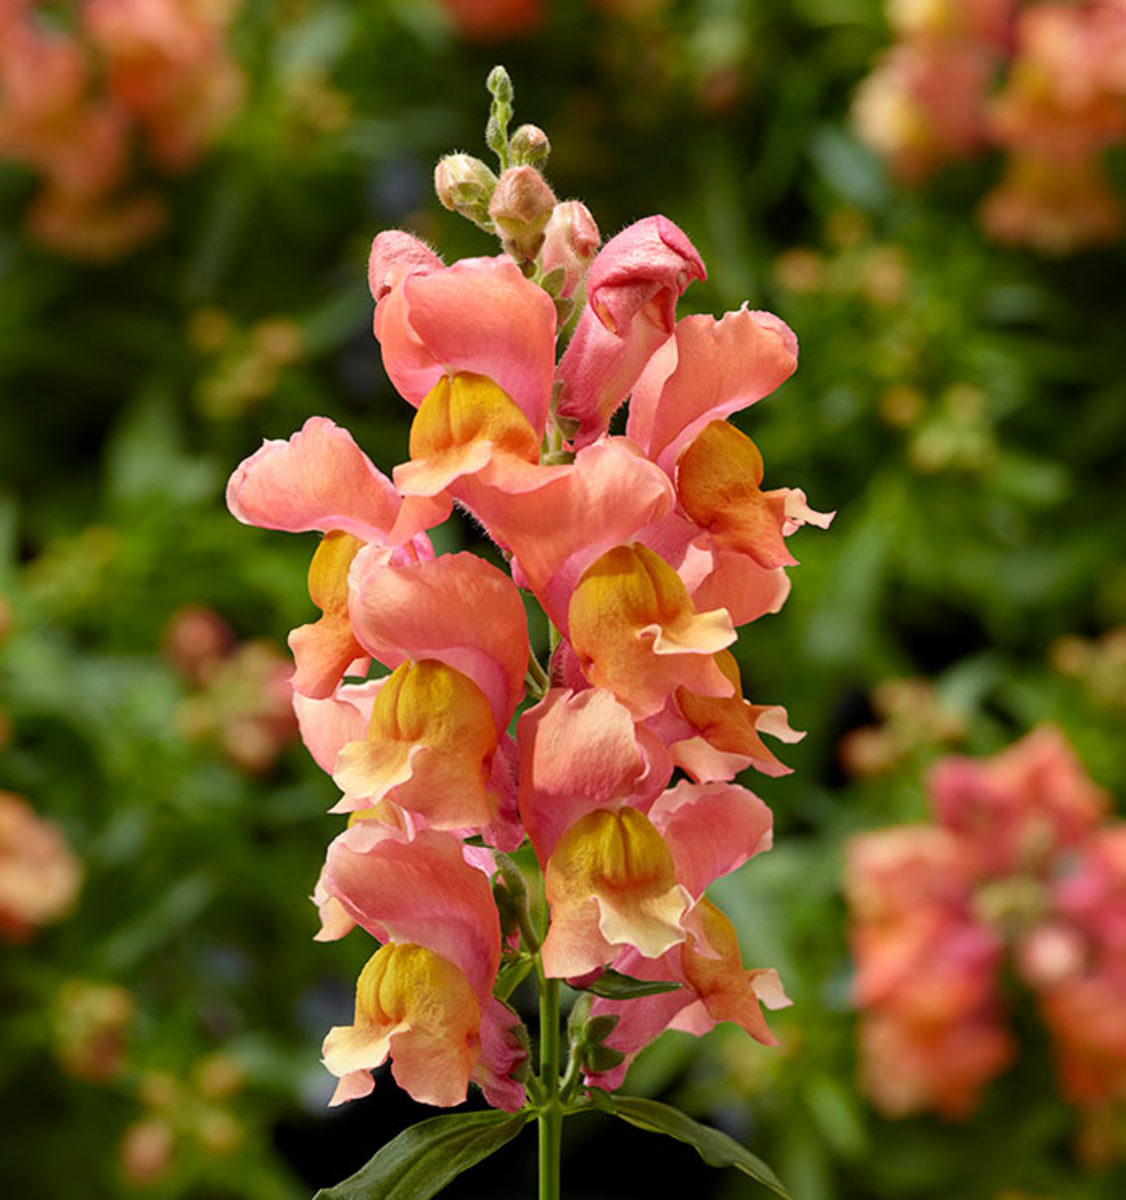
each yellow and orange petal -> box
[394,372,541,501]
[323,942,481,1108]
[541,806,690,977]
[674,650,793,778]
[568,542,735,718]
[332,659,498,829]
[673,900,787,1043]
[288,530,366,698]
[677,420,794,570]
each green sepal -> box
[312,1109,529,1200]
[599,1095,794,1200]
[583,1043,626,1073]
[579,969,682,1000]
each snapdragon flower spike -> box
[556,215,706,448]
[316,821,526,1110]
[226,416,433,696]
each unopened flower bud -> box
[488,165,557,262]
[486,65,514,106]
[434,154,498,231]
[540,200,601,298]
[509,124,551,167]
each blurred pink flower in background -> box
[0,790,82,942]
[855,0,1126,252]
[164,606,298,774]
[0,0,242,259]
[846,726,1126,1151]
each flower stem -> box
[536,963,563,1200]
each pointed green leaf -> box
[313,1110,529,1200]
[608,1096,793,1200]
[494,955,534,1001]
[580,969,682,1000]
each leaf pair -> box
[313,1096,793,1200]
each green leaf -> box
[606,1096,794,1200]
[493,956,533,1001]
[313,1110,529,1200]
[580,969,682,1000]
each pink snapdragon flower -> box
[316,821,526,1109]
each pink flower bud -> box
[488,165,557,261]
[509,123,551,167]
[540,200,600,298]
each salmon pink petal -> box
[677,421,795,570]
[293,680,384,773]
[226,417,402,540]
[323,941,481,1108]
[556,215,705,447]
[483,439,676,631]
[648,780,774,900]
[320,823,501,1001]
[662,651,803,781]
[517,688,653,865]
[287,531,367,699]
[368,229,442,302]
[375,256,557,431]
[626,309,798,475]
[347,547,530,731]
[688,548,792,627]
[331,660,498,830]
[665,902,788,1044]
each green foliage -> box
[579,969,683,1001]
[592,1093,794,1200]
[311,1111,530,1200]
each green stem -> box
[537,963,563,1200]
[526,652,549,697]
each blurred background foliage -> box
[1,1,1124,1198]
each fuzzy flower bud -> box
[434,154,498,231]
[509,123,551,167]
[488,165,557,262]
[541,200,601,298]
